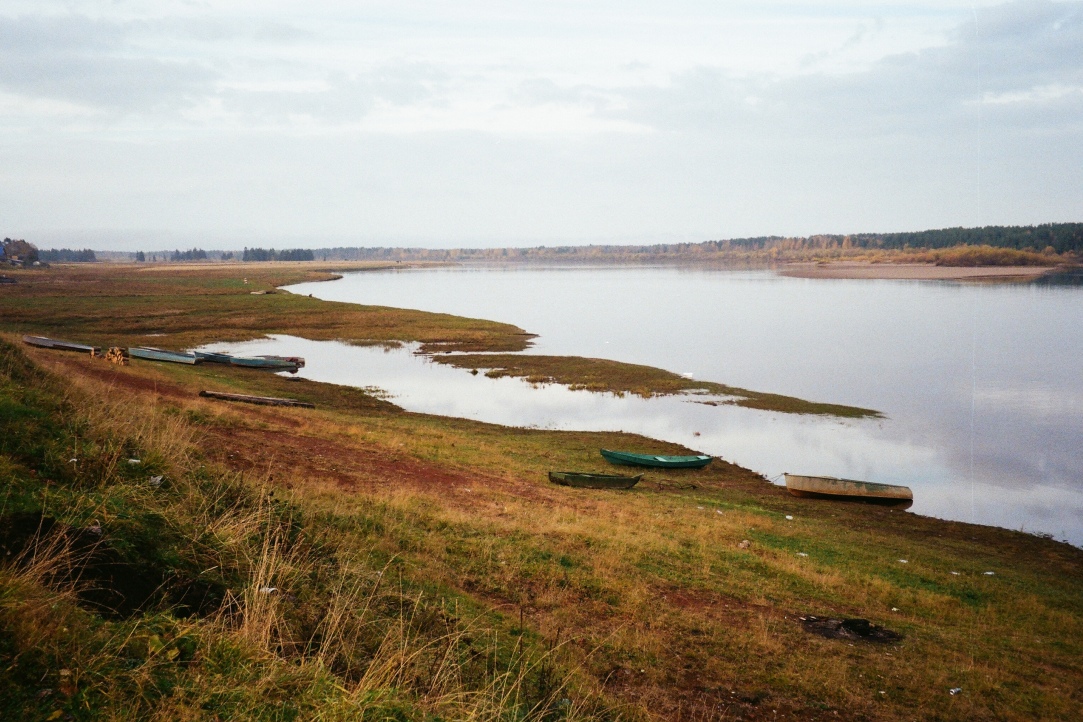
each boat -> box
[784,473,913,507]
[600,449,713,469]
[262,355,305,368]
[193,351,236,364]
[229,355,300,371]
[548,471,643,489]
[23,335,100,355]
[128,347,202,365]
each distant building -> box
[2,238,39,266]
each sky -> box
[1,0,1081,251]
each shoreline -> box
[779,261,1057,280]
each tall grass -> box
[0,338,602,721]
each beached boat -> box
[193,351,236,364]
[128,347,202,365]
[229,355,300,371]
[600,449,712,469]
[784,473,913,506]
[548,471,643,489]
[23,335,100,355]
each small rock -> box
[738,539,751,549]
[797,552,808,557]
[149,475,164,487]
[785,515,794,520]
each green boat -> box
[129,347,202,365]
[229,355,300,371]
[548,471,643,489]
[600,449,712,469]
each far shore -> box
[779,261,1058,280]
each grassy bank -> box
[1,264,1082,721]
[0,262,535,352]
[432,354,880,418]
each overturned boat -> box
[23,335,100,355]
[785,473,913,508]
[128,347,202,365]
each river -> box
[197,265,1083,544]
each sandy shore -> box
[779,261,1055,280]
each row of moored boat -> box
[22,335,304,373]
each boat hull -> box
[600,449,712,469]
[193,351,235,364]
[785,474,913,507]
[23,335,100,355]
[549,471,643,489]
[129,347,201,365]
[229,356,300,371]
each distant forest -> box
[38,248,97,262]
[241,247,315,262]
[14,222,1083,265]
[300,222,1083,263]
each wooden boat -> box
[229,355,300,371]
[193,351,235,364]
[600,449,712,469]
[548,471,643,489]
[23,335,100,355]
[785,473,913,507]
[128,347,202,365]
[199,390,314,409]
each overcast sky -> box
[1,1,1081,250]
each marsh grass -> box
[431,354,881,418]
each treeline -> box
[710,223,1083,255]
[37,248,97,263]
[299,223,1082,263]
[170,248,208,261]
[241,247,315,262]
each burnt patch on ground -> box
[801,615,902,643]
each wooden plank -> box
[199,390,314,409]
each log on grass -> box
[199,390,314,409]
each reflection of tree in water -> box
[1033,268,1083,287]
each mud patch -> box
[801,616,902,643]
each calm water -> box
[203,266,1083,544]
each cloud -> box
[602,0,1083,140]
[0,15,217,113]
